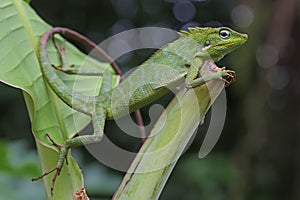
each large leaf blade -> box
[0,0,115,198]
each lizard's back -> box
[99,36,200,119]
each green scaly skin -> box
[36,27,248,195]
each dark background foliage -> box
[0,0,300,199]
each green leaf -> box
[0,0,116,198]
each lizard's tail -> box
[38,27,117,115]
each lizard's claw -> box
[45,133,63,148]
[52,35,66,56]
[51,64,77,75]
[32,165,62,197]
[221,69,236,87]
[208,62,236,87]
[32,133,69,196]
[52,35,74,71]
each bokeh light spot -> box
[173,1,196,22]
[111,19,135,35]
[267,66,289,90]
[231,5,254,28]
[256,44,279,68]
[181,21,201,31]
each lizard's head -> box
[180,27,248,61]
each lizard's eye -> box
[219,29,231,39]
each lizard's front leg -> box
[184,56,203,88]
[185,57,236,89]
[185,68,236,88]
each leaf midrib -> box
[12,0,37,54]
[13,0,73,142]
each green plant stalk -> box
[113,61,226,199]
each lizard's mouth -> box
[216,33,248,49]
[215,36,248,51]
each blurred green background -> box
[1,0,300,199]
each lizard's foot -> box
[51,35,76,73]
[32,134,69,196]
[205,60,236,87]
[220,69,236,87]
[51,64,78,75]
[52,34,66,58]
[32,165,62,196]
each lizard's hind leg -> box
[32,108,107,196]
[32,66,113,196]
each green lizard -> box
[34,26,247,194]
